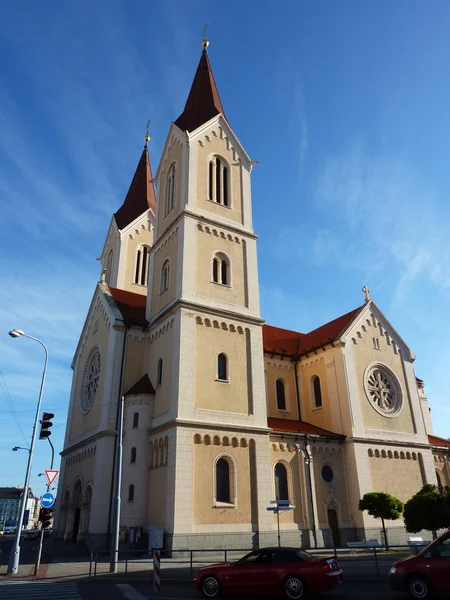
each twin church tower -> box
[54,39,447,550]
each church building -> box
[54,38,450,551]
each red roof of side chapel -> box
[428,435,450,448]
[263,306,364,357]
[108,287,147,325]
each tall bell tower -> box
[145,36,272,548]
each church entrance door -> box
[327,508,340,547]
[72,508,81,543]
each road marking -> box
[116,583,148,599]
[0,581,82,598]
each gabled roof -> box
[124,374,156,396]
[429,434,450,448]
[263,306,364,357]
[108,287,147,326]
[174,49,225,133]
[268,418,345,440]
[114,146,156,230]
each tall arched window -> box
[133,412,139,428]
[274,462,289,501]
[312,376,323,408]
[276,379,286,411]
[157,358,163,386]
[208,156,229,206]
[436,469,444,492]
[134,245,149,286]
[105,249,113,285]
[130,447,137,463]
[212,253,230,285]
[165,163,176,216]
[160,259,170,293]
[218,353,228,381]
[216,458,230,503]
[128,485,135,502]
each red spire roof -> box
[263,305,365,357]
[174,49,225,133]
[114,146,156,230]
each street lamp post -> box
[7,329,48,575]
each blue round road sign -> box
[41,492,55,508]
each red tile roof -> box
[174,50,225,133]
[268,417,345,439]
[124,374,155,396]
[263,306,364,357]
[429,434,450,448]
[114,146,156,230]
[109,287,147,326]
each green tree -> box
[403,484,450,539]
[358,492,404,548]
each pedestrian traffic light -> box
[39,508,53,529]
[39,412,54,440]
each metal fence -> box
[87,543,426,580]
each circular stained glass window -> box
[80,347,101,414]
[321,465,334,484]
[364,363,402,417]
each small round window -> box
[321,464,334,484]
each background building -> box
[54,41,450,550]
[0,487,40,531]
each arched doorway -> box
[71,480,83,543]
[327,508,341,547]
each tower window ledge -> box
[215,378,230,384]
[211,281,232,289]
[312,406,323,411]
[213,501,236,509]
[206,198,232,210]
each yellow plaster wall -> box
[148,466,168,527]
[150,323,176,419]
[150,228,179,317]
[299,356,334,432]
[265,362,299,421]
[351,326,415,433]
[158,140,183,235]
[122,337,146,394]
[194,323,252,414]
[69,303,110,440]
[193,441,255,525]
[312,450,350,524]
[269,446,304,525]
[368,453,424,502]
[196,128,243,225]
[195,230,246,306]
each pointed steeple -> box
[114,145,156,230]
[174,44,225,133]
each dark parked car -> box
[195,547,343,598]
[22,529,39,541]
[389,529,450,598]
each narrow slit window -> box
[218,353,228,381]
[312,376,323,408]
[216,158,221,203]
[160,260,170,293]
[165,163,176,216]
[157,358,163,386]
[276,379,286,411]
[134,250,141,284]
[133,412,139,428]
[128,485,135,502]
[221,260,228,285]
[131,447,136,463]
[140,246,148,286]
[223,166,228,206]
[275,463,289,501]
[216,458,230,503]
[213,257,219,283]
[212,253,230,286]
[209,160,214,200]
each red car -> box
[389,529,450,598]
[194,547,343,598]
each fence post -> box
[89,552,93,578]
[153,550,161,599]
[125,555,128,575]
[224,549,227,563]
[374,547,380,578]
[190,550,193,579]
[94,553,98,577]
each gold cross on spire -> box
[144,120,150,147]
[202,22,210,51]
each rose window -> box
[81,348,101,413]
[364,363,402,417]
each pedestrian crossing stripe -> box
[0,581,82,598]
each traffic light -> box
[39,508,53,529]
[39,412,54,439]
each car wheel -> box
[408,575,434,599]
[201,575,221,598]
[284,576,306,599]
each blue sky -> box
[1,1,449,495]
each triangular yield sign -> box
[45,470,59,486]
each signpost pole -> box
[34,445,56,577]
[276,495,281,548]
[153,549,161,599]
